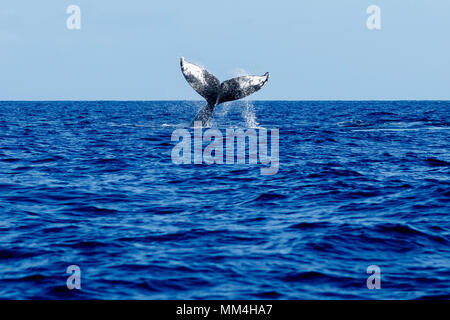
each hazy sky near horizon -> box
[0,0,449,100]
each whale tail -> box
[180,57,269,126]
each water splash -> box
[241,100,259,128]
[228,69,260,128]
[229,68,250,77]
[212,100,259,128]
[216,102,233,117]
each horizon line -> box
[1,99,449,102]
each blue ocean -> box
[0,100,448,299]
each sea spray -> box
[242,100,259,128]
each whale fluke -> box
[180,57,221,106]
[218,73,270,104]
[180,57,269,126]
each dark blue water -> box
[0,101,449,299]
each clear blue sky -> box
[1,0,449,100]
